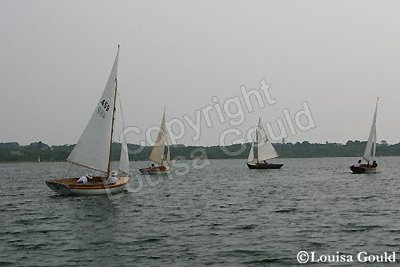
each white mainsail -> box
[149,109,170,165]
[248,118,278,163]
[363,98,379,162]
[67,48,119,173]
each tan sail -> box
[149,109,170,165]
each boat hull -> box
[139,166,170,175]
[247,162,283,169]
[45,176,130,195]
[350,165,377,174]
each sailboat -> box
[247,118,283,169]
[350,98,379,174]
[46,46,131,195]
[139,109,171,175]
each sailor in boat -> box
[354,160,362,167]
[106,171,118,184]
[361,161,372,168]
[147,163,167,172]
[76,173,93,184]
[372,160,377,168]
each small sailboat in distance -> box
[139,108,171,175]
[350,97,379,174]
[46,46,131,195]
[247,118,283,169]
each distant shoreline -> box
[1,140,399,163]
[2,155,399,164]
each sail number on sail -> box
[97,99,110,119]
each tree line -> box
[0,140,399,162]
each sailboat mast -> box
[255,127,259,163]
[107,78,118,177]
[372,97,379,158]
[162,107,166,164]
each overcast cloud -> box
[1,0,399,146]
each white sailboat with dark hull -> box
[350,98,379,174]
[247,118,283,169]
[46,46,131,195]
[139,109,171,175]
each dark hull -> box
[350,165,377,174]
[139,166,170,175]
[247,163,283,169]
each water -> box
[1,157,399,266]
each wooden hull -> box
[247,162,283,169]
[350,165,377,174]
[45,176,130,195]
[139,166,170,175]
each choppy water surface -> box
[1,157,400,266]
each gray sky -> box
[1,0,399,146]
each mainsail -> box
[248,118,278,163]
[67,47,120,174]
[363,98,379,162]
[149,109,170,166]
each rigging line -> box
[66,160,108,174]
